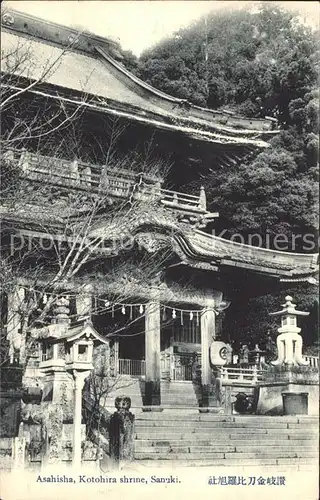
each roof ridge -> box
[1,7,123,60]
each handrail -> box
[218,366,266,384]
[161,188,200,200]
[3,148,207,212]
[118,358,146,377]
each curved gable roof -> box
[2,8,279,148]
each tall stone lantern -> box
[63,321,109,468]
[269,295,309,366]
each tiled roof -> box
[2,18,279,146]
[2,31,166,115]
[2,205,317,280]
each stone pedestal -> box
[144,300,161,408]
[41,403,64,467]
[257,372,319,416]
[258,296,319,416]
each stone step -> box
[135,431,318,440]
[136,455,318,463]
[136,414,319,423]
[135,454,290,465]
[136,427,271,435]
[135,441,318,452]
[135,449,317,459]
[135,426,317,436]
[234,445,318,453]
[135,420,318,429]
[135,435,315,445]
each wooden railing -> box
[3,148,207,213]
[160,188,206,211]
[118,358,145,377]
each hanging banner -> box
[209,341,228,366]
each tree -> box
[138,3,319,348]
[0,27,175,376]
[138,4,318,121]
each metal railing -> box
[118,358,146,377]
[3,148,206,212]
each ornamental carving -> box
[135,234,170,253]
[68,33,79,45]
[2,13,14,26]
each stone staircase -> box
[134,413,319,468]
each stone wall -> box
[257,382,319,416]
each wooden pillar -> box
[144,299,161,408]
[200,302,220,411]
[110,339,119,377]
[200,305,216,386]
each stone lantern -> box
[269,295,309,366]
[37,318,109,467]
[63,321,109,468]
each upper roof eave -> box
[2,9,279,138]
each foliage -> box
[222,284,319,352]
[139,4,319,119]
[139,3,319,347]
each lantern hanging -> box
[190,311,193,321]
[139,304,144,314]
[172,309,176,319]
[121,305,126,315]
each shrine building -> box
[1,8,318,420]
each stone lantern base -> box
[256,376,319,416]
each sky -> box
[5,1,320,56]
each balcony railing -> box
[3,148,208,214]
[118,358,146,377]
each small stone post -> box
[12,436,26,470]
[109,396,135,468]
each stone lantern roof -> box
[269,296,310,318]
